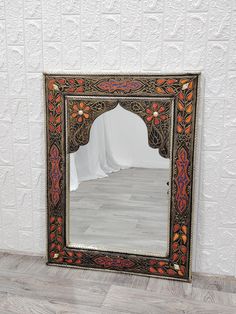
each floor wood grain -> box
[0,253,235,313]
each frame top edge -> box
[43,72,201,77]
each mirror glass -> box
[67,103,171,256]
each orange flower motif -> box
[146,103,168,125]
[71,102,90,123]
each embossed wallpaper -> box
[0,0,235,276]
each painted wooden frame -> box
[45,73,199,282]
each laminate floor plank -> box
[0,252,36,273]
[148,277,236,307]
[0,271,109,307]
[0,254,235,313]
[76,269,149,291]
[0,293,131,314]
[192,272,236,294]
[14,256,74,280]
[102,285,236,314]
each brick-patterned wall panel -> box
[0,0,235,276]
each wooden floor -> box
[69,168,169,256]
[0,253,235,313]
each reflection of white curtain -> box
[70,105,170,191]
[70,114,123,191]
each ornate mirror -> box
[45,74,199,281]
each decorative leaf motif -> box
[167,79,177,85]
[178,270,184,276]
[166,87,175,93]
[173,233,179,241]
[156,87,165,94]
[156,78,166,85]
[185,115,192,123]
[180,79,189,85]
[167,269,176,275]
[186,104,193,113]
[187,92,193,101]
[177,115,183,123]
[178,92,184,101]
[181,245,187,254]
[178,101,185,111]
[173,224,180,232]
[172,253,178,262]
[185,125,191,134]
[149,267,157,273]
[157,268,165,274]
[177,125,183,133]
[182,234,187,244]
[188,81,193,89]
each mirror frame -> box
[45,73,199,282]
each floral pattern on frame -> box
[45,74,199,282]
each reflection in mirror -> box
[68,104,171,256]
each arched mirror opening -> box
[66,97,174,257]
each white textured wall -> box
[0,0,235,276]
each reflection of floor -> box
[69,167,170,256]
